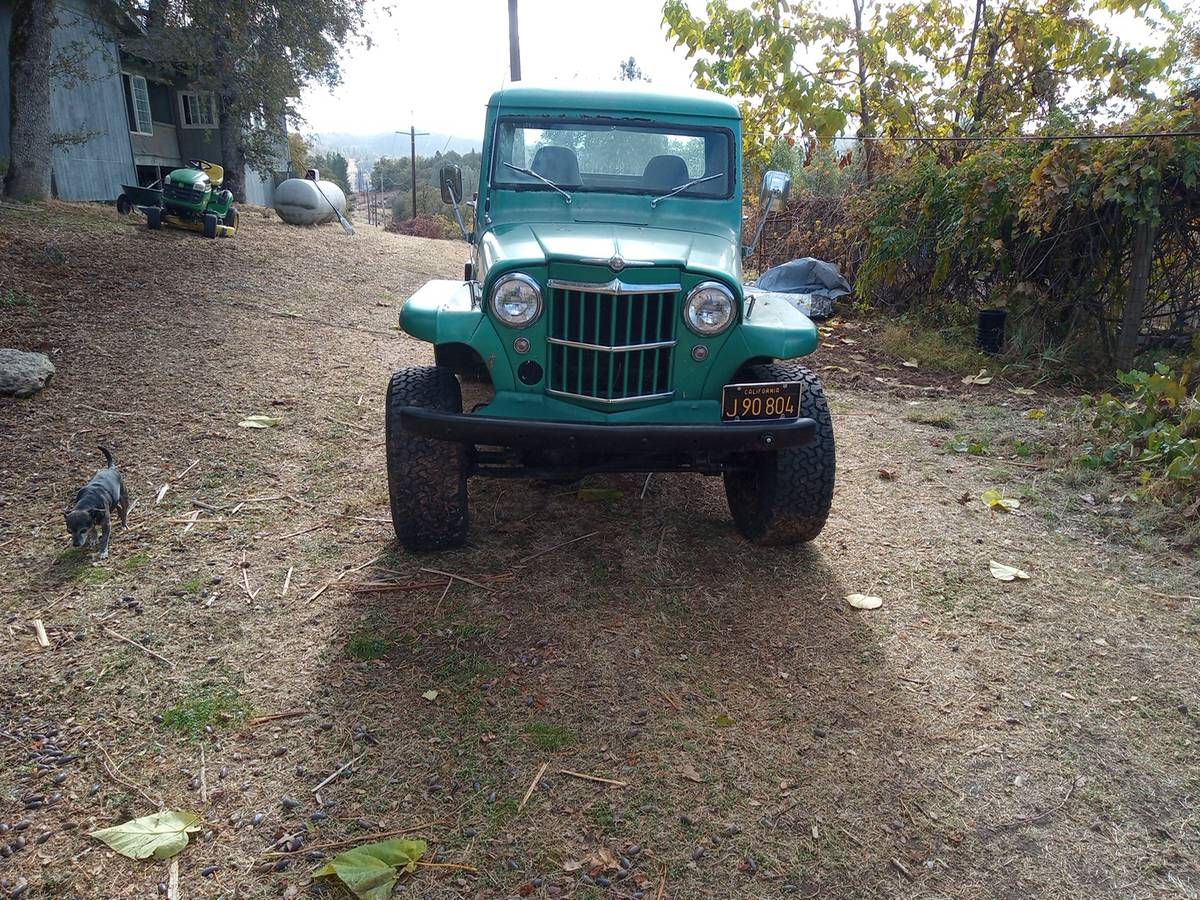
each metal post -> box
[410,126,417,221]
[508,0,521,81]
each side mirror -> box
[439,164,463,204]
[744,169,793,257]
[759,169,791,212]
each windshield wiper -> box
[503,162,572,204]
[650,172,725,208]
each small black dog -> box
[64,447,129,559]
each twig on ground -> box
[280,566,294,597]
[181,509,202,535]
[89,731,161,807]
[519,762,548,811]
[836,824,864,848]
[324,415,372,432]
[433,579,453,617]
[262,821,444,857]
[558,769,628,787]
[31,619,50,648]
[312,752,366,794]
[279,523,326,540]
[655,863,667,900]
[988,777,1077,829]
[36,590,73,617]
[891,858,916,881]
[419,567,494,592]
[640,473,653,499]
[657,687,683,711]
[517,531,600,565]
[167,859,179,900]
[308,554,383,602]
[348,579,446,594]
[199,743,207,803]
[246,709,306,727]
[103,626,174,668]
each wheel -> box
[146,206,162,230]
[723,363,835,545]
[116,194,132,215]
[385,366,470,551]
[223,207,239,230]
[202,213,218,239]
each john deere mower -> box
[140,160,239,238]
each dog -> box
[64,447,129,559]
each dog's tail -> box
[98,446,115,468]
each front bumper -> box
[400,407,816,453]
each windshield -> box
[491,117,733,199]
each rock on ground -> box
[0,349,55,398]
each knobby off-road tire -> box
[146,206,162,230]
[202,212,218,239]
[386,366,470,551]
[723,363,835,545]
[223,207,239,230]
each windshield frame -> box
[489,115,736,201]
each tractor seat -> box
[204,163,225,187]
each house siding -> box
[49,2,135,199]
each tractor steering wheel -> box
[188,159,212,172]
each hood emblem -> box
[608,255,626,272]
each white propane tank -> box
[274,176,347,225]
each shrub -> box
[1079,353,1200,507]
[386,214,459,241]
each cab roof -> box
[487,83,741,120]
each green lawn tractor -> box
[140,160,239,238]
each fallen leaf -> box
[562,860,583,873]
[1026,408,1046,419]
[1061,691,1079,701]
[238,414,282,429]
[678,761,704,783]
[421,690,438,702]
[878,466,899,480]
[901,358,919,368]
[989,561,1030,581]
[1092,638,1109,646]
[714,713,735,727]
[845,593,883,610]
[314,838,427,900]
[1009,387,1037,396]
[89,810,201,860]
[981,488,1020,511]
[961,368,993,385]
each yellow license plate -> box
[721,381,803,422]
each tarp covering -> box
[753,257,852,299]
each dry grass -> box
[1,201,1198,899]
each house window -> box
[123,73,153,135]
[179,92,217,128]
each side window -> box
[180,92,217,128]
[125,74,153,135]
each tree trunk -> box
[1115,218,1157,371]
[217,95,246,202]
[5,0,55,201]
[851,0,874,183]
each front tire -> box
[385,366,470,551]
[202,213,218,239]
[146,206,162,230]
[223,207,239,231]
[724,363,835,545]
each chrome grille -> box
[546,278,679,404]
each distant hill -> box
[309,131,482,162]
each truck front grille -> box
[546,279,679,404]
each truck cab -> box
[387,84,835,550]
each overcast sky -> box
[298,0,702,147]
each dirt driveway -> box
[1,202,1197,899]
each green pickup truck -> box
[387,85,834,550]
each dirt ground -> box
[1,201,1197,900]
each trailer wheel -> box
[146,207,162,230]
[723,363,835,545]
[116,194,132,215]
[202,213,218,239]
[386,366,470,551]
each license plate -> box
[721,381,803,422]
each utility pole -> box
[396,126,428,220]
[508,0,521,81]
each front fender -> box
[398,280,516,391]
[703,294,819,395]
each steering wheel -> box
[188,159,212,172]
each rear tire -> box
[723,363,835,545]
[202,213,218,239]
[146,206,162,230]
[386,366,470,551]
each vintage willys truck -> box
[387,85,834,550]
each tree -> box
[4,0,55,200]
[618,56,647,82]
[662,0,1183,168]
[288,132,311,175]
[127,0,366,200]
[309,150,351,197]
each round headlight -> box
[684,282,736,336]
[490,273,542,327]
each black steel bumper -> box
[400,408,816,453]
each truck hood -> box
[480,222,742,290]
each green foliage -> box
[1079,356,1200,503]
[288,132,311,173]
[374,149,481,222]
[346,632,390,660]
[315,837,427,899]
[160,687,249,738]
[310,150,352,197]
[524,720,577,751]
[879,320,991,375]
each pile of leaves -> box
[1079,355,1200,510]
